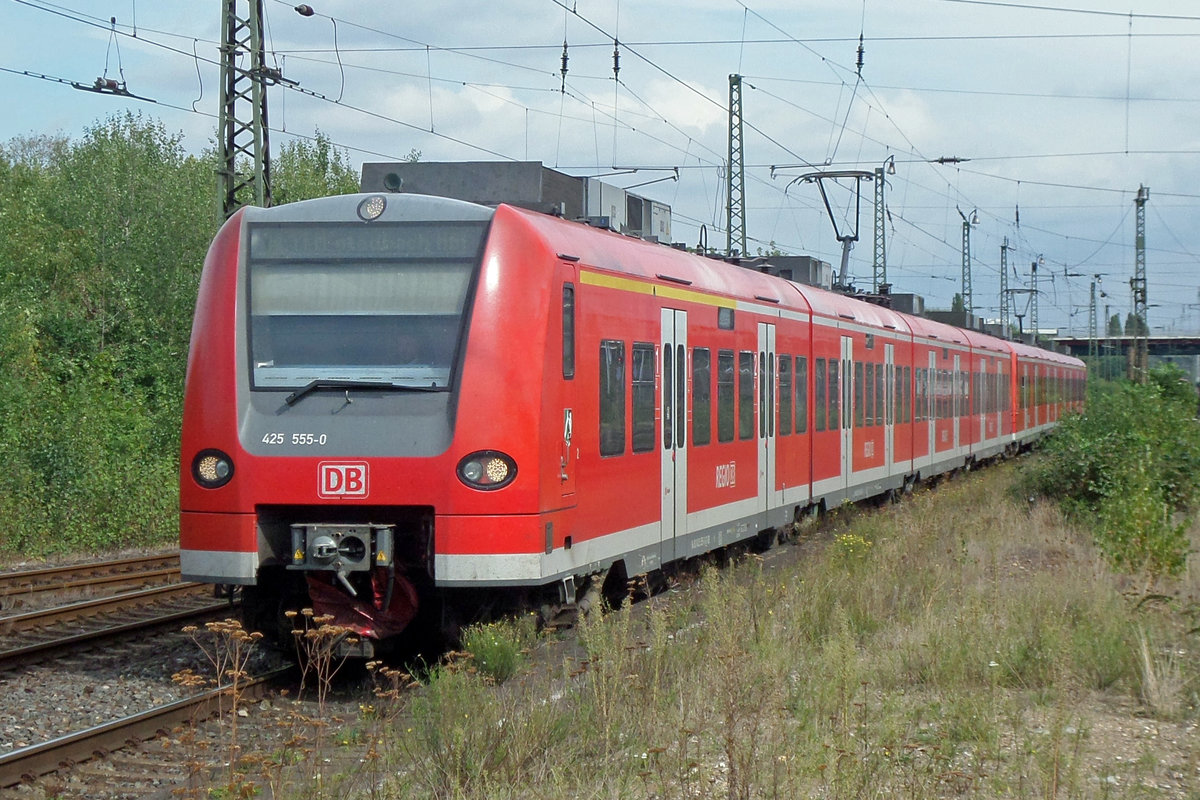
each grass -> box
[194,460,1200,799]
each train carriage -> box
[180,192,1085,653]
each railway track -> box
[0,552,293,796]
[0,666,293,791]
[0,553,183,609]
[0,582,236,668]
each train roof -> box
[787,282,912,334]
[502,203,1083,368]
[507,204,811,314]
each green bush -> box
[460,618,534,684]
[0,114,361,558]
[1025,366,1199,578]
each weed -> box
[460,616,535,684]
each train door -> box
[560,276,577,499]
[1034,365,1042,428]
[1023,363,1031,430]
[953,353,962,452]
[927,350,937,461]
[980,359,989,444]
[840,335,854,492]
[884,343,895,470]
[660,308,688,552]
[757,322,778,513]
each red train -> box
[180,192,1085,653]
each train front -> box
[179,193,498,653]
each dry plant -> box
[286,607,356,710]
[1136,627,1185,720]
[173,618,263,798]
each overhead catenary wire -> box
[6,0,1199,330]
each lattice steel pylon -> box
[726,74,746,258]
[957,207,976,316]
[1131,185,1149,381]
[219,0,273,218]
[999,237,1010,337]
[1030,256,1041,344]
[872,165,887,293]
[1088,280,1098,358]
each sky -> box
[4,0,1200,337]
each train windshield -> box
[246,220,487,390]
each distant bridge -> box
[1050,335,1200,359]
[1051,335,1200,381]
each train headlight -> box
[357,194,387,221]
[456,450,516,491]
[192,449,234,489]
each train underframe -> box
[239,447,1039,657]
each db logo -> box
[318,461,369,498]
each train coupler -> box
[287,523,395,597]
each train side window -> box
[632,342,656,454]
[933,370,940,420]
[854,362,865,428]
[903,366,911,423]
[693,348,712,446]
[868,362,877,427]
[915,368,924,422]
[866,362,876,427]
[599,340,626,456]
[717,350,735,443]
[562,284,575,379]
[936,369,945,420]
[778,355,793,436]
[828,358,840,430]
[815,358,827,432]
[759,352,767,439]
[875,363,884,426]
[883,364,892,424]
[738,351,755,441]
[796,356,808,433]
[676,344,686,447]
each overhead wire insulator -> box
[560,40,568,93]
[612,38,620,80]
[856,33,864,77]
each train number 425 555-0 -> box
[261,432,329,446]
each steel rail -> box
[0,554,180,597]
[0,599,237,668]
[0,583,211,634]
[0,666,292,788]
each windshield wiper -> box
[284,379,441,406]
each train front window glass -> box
[247,220,487,390]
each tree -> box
[1125,313,1148,337]
[1107,314,1123,337]
[271,130,360,204]
[950,293,965,313]
[0,112,215,555]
